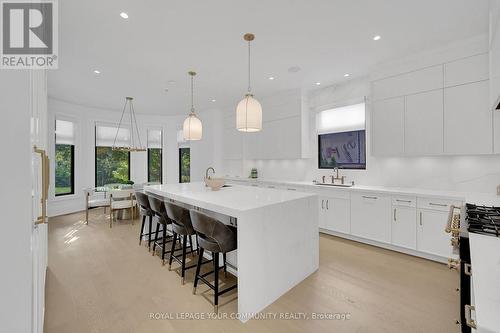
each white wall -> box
[220,35,500,195]
[47,98,218,216]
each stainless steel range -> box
[446,203,500,332]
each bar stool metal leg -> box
[148,216,153,251]
[181,235,188,284]
[161,226,167,265]
[214,253,219,313]
[152,223,160,255]
[139,215,146,245]
[193,248,204,294]
[168,233,177,270]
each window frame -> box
[94,124,131,187]
[54,143,75,196]
[54,118,76,197]
[178,147,190,183]
[147,147,163,183]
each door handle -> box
[419,211,423,226]
[326,199,329,210]
[34,146,49,225]
[393,208,397,221]
[321,199,324,210]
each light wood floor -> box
[45,210,459,333]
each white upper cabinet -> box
[405,90,444,155]
[372,65,443,101]
[372,97,405,156]
[444,53,489,87]
[444,80,492,154]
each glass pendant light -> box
[183,71,202,140]
[236,33,262,132]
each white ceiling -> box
[48,0,489,115]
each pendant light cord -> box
[190,73,195,113]
[247,40,251,93]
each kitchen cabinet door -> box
[405,90,444,155]
[416,209,454,258]
[372,97,405,156]
[323,196,350,234]
[444,80,492,154]
[351,193,391,243]
[444,53,489,87]
[391,206,417,249]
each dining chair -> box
[84,187,111,224]
[109,189,136,228]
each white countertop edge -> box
[225,176,500,205]
[144,183,317,217]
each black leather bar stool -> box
[148,196,175,265]
[164,202,200,285]
[135,192,154,251]
[190,209,237,313]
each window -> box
[55,119,75,196]
[95,124,131,187]
[179,148,190,183]
[317,103,366,170]
[147,129,162,183]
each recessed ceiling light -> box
[269,76,275,80]
[315,82,321,86]
[211,99,216,102]
[120,12,129,19]
[93,70,101,74]
[373,35,381,41]
[344,73,350,77]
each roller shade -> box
[95,124,130,147]
[55,119,75,145]
[317,103,365,134]
[147,129,162,149]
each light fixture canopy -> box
[112,97,146,152]
[236,33,262,132]
[183,71,202,141]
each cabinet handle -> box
[287,188,297,191]
[33,146,49,225]
[393,208,397,221]
[362,195,377,200]
[396,199,412,203]
[321,199,324,209]
[326,200,329,210]
[419,212,423,226]
[429,202,447,207]
[464,305,477,329]
[267,185,275,188]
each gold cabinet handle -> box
[464,304,477,329]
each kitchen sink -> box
[314,182,353,188]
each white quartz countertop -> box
[225,176,500,205]
[469,233,500,333]
[144,182,316,216]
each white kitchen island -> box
[144,182,319,322]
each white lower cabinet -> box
[416,209,454,258]
[350,192,391,244]
[318,196,350,234]
[391,205,417,249]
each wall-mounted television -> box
[318,130,366,169]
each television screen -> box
[318,130,366,169]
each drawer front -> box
[392,195,417,207]
[417,197,462,211]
